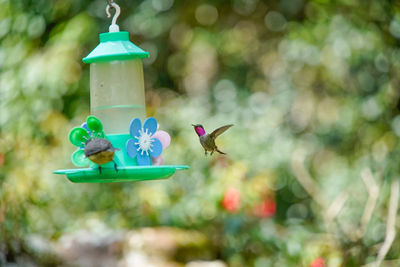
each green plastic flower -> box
[69,116,105,167]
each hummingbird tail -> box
[216,148,226,155]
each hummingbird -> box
[84,138,119,173]
[192,124,233,156]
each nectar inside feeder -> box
[54,1,188,183]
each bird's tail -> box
[216,148,226,155]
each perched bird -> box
[192,124,233,156]
[84,138,119,173]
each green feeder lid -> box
[83,31,149,63]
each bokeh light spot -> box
[152,0,174,12]
[264,11,286,32]
[195,4,218,26]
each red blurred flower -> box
[310,257,325,267]
[222,188,241,213]
[253,198,276,218]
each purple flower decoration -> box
[126,117,163,166]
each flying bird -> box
[192,124,233,156]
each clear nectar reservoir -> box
[83,31,149,134]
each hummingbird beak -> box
[191,124,196,127]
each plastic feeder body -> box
[83,31,149,134]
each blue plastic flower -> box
[126,117,163,166]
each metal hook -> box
[106,1,121,32]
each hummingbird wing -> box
[210,124,233,139]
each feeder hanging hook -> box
[106,0,121,32]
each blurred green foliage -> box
[1,0,400,266]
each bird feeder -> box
[54,1,188,183]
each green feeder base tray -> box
[54,165,189,183]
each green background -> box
[1,0,400,266]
